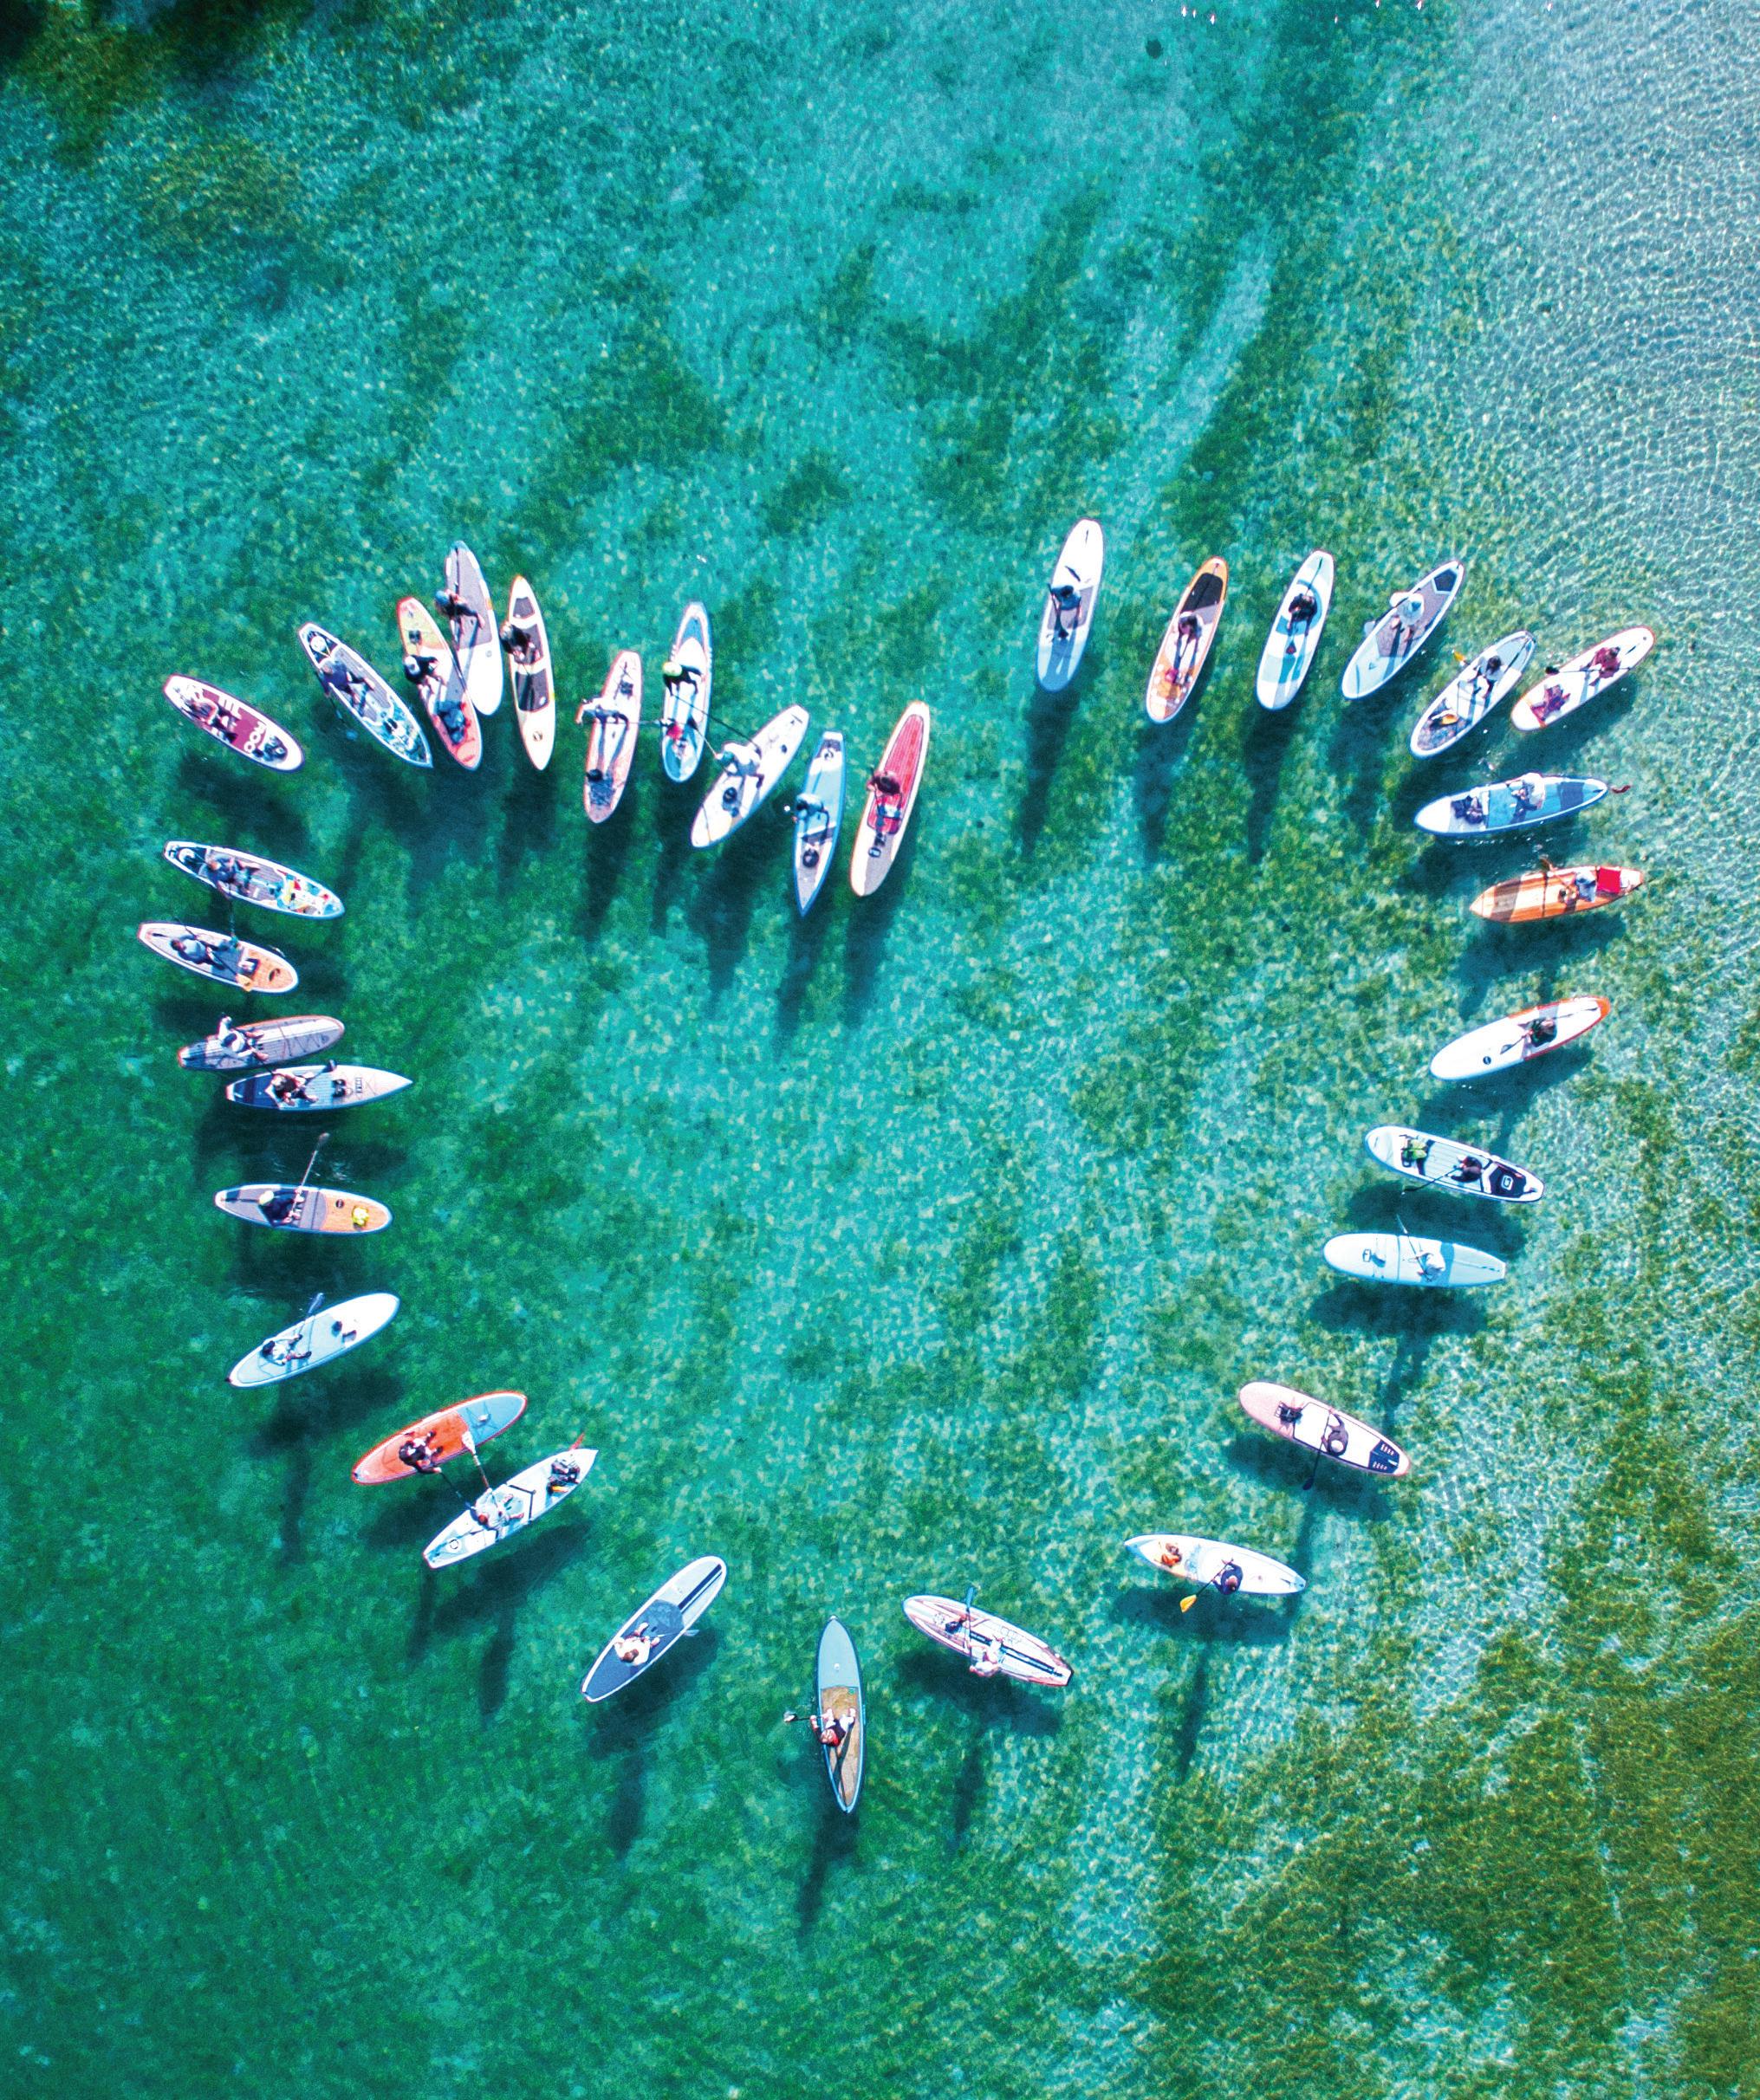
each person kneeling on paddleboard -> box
[1523,1012,1558,1048]
[1049,581,1081,639]
[1214,1561,1244,1597]
[258,1187,299,1226]
[967,1632,1003,1679]
[399,1432,443,1476]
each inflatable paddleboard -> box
[1126,1533,1304,1598]
[397,596,479,770]
[138,922,296,994]
[851,701,931,898]
[815,1617,866,1813]
[1341,559,1465,699]
[1470,863,1644,924]
[164,842,342,921]
[1512,625,1654,732]
[423,1444,596,1567]
[352,1390,528,1483]
[1146,556,1228,723]
[690,703,809,849]
[660,603,712,783]
[1256,550,1334,710]
[225,1064,412,1112]
[179,1014,342,1072]
[581,1555,728,1701]
[229,1291,399,1389]
[1237,1383,1410,1478]
[1364,1125,1542,1202]
[1415,773,1607,838]
[901,1594,1071,1688]
[793,729,846,915]
[1036,517,1104,692]
[1409,629,1536,758]
[441,542,503,717]
[1323,1232,1505,1288]
[213,1183,392,1235]
[296,623,432,768]
[163,676,302,772]
[580,650,642,822]
[502,577,555,770]
[1430,995,1609,1081]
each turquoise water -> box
[6,2,1760,2093]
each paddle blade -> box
[459,1423,477,1455]
[1179,1593,1198,1613]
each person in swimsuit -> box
[614,1624,655,1669]
[1048,580,1081,639]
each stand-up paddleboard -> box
[163,843,342,921]
[1430,995,1609,1081]
[660,604,713,783]
[1237,1382,1410,1477]
[225,1064,412,1112]
[1323,1232,1505,1287]
[690,703,809,849]
[163,676,302,772]
[213,1182,392,1235]
[1126,1533,1304,1598]
[502,577,555,770]
[1409,630,1536,758]
[397,596,480,770]
[1364,1125,1543,1202]
[1256,550,1334,710]
[815,1617,866,1813]
[352,1390,527,1483]
[1036,517,1104,692]
[793,730,846,916]
[902,1593,1072,1688]
[1415,773,1607,839]
[1341,559,1465,699]
[1512,625,1654,732]
[851,701,931,898]
[579,650,642,822]
[139,922,296,994]
[179,1014,342,1072]
[581,1555,728,1702]
[440,542,503,717]
[424,1444,596,1567]
[1146,556,1228,723]
[229,1291,399,1389]
[1470,863,1644,924]
[296,623,432,768]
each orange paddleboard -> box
[351,1391,527,1483]
[1146,556,1228,723]
[1470,864,1644,924]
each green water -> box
[6,1,1759,2093]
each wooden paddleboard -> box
[1036,517,1104,692]
[164,842,342,920]
[138,922,296,994]
[441,542,503,716]
[397,596,480,770]
[851,702,930,898]
[229,1292,399,1390]
[296,623,432,768]
[1430,994,1610,1081]
[581,1555,728,1701]
[1238,1383,1410,1478]
[1146,556,1228,723]
[1409,629,1536,758]
[1255,550,1333,710]
[580,650,642,821]
[424,1445,596,1567]
[1364,1125,1543,1202]
[163,676,302,772]
[1512,625,1654,732]
[1322,1232,1505,1287]
[225,1064,412,1112]
[901,1594,1071,1687]
[793,730,846,915]
[502,576,555,770]
[213,1183,392,1235]
[691,703,809,848]
[179,1014,343,1072]
[1470,863,1645,924]
[815,1617,866,1813]
[1415,772,1607,838]
[352,1390,528,1483]
[660,603,713,783]
[1341,560,1465,699]
[1126,1533,1304,1597]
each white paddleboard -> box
[1429,995,1609,1081]
[224,1064,412,1112]
[163,842,342,920]
[423,1445,597,1569]
[1409,629,1536,758]
[691,703,809,849]
[1126,1533,1304,1597]
[580,651,642,822]
[902,1594,1072,1687]
[660,604,713,783]
[179,1014,342,1072]
[442,542,503,716]
[1255,550,1334,710]
[503,577,555,771]
[1512,625,1654,732]
[581,1555,728,1701]
[1322,1233,1505,1287]
[1036,518,1104,692]
[1364,1125,1542,1202]
[793,729,846,915]
[1414,773,1607,838]
[228,1292,399,1389]
[1341,559,1465,699]
[1237,1383,1410,1478]
[296,623,432,768]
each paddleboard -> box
[1364,1125,1543,1202]
[397,596,480,770]
[1146,556,1228,723]
[178,1014,342,1072]
[295,623,432,768]
[163,842,342,921]
[660,603,713,783]
[1126,1533,1304,1598]
[815,1617,866,1813]
[901,1594,1072,1688]
[440,542,503,717]
[1036,517,1104,692]
[423,1444,597,1567]
[1255,550,1334,710]
[225,1064,412,1112]
[352,1390,528,1484]
[1512,625,1654,732]
[1430,995,1610,1081]
[213,1183,392,1235]
[138,922,296,994]
[581,1555,728,1701]
[1470,863,1645,924]
[501,577,555,770]
[1415,772,1607,838]
[691,703,809,849]
[1323,1232,1506,1287]
[580,650,642,821]
[163,676,302,772]
[1408,629,1536,758]
[851,701,931,898]
[1341,559,1465,699]
[1238,1383,1411,1478]
[793,730,846,916]
[229,1291,399,1390]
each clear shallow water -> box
[4,2,1759,2095]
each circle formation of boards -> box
[137,527,1653,1807]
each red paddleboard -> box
[850,702,930,897]
[351,1391,527,1483]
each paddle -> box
[458,1420,495,1499]
[1179,1566,1239,1614]
[294,1131,330,1195]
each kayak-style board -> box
[690,703,809,849]
[793,730,847,916]
[503,577,555,771]
[581,650,642,822]
[1409,629,1536,758]
[1323,1232,1506,1287]
[179,1014,342,1072]
[660,603,713,784]
[1255,550,1334,710]
[296,623,432,768]
[1036,517,1104,692]
[397,596,480,770]
[163,675,302,772]
[1146,556,1228,723]
[1126,1533,1304,1598]
[1364,1125,1544,1202]
[851,701,931,898]
[1415,772,1607,838]
[815,1617,866,1814]
[139,922,296,994]
[423,1444,597,1568]
[1341,560,1465,699]
[1430,994,1610,1081]
[1470,863,1645,924]
[213,1183,392,1235]
[1512,625,1654,732]
[225,1063,412,1112]
[164,842,342,921]
[352,1390,528,1483]
[581,1554,728,1702]
[901,1594,1072,1688]
[1237,1382,1410,1478]
[229,1291,399,1390]
[442,542,503,717]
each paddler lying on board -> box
[261,1330,313,1372]
[780,1708,852,1747]
[213,1017,263,1063]
[613,1624,656,1669]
